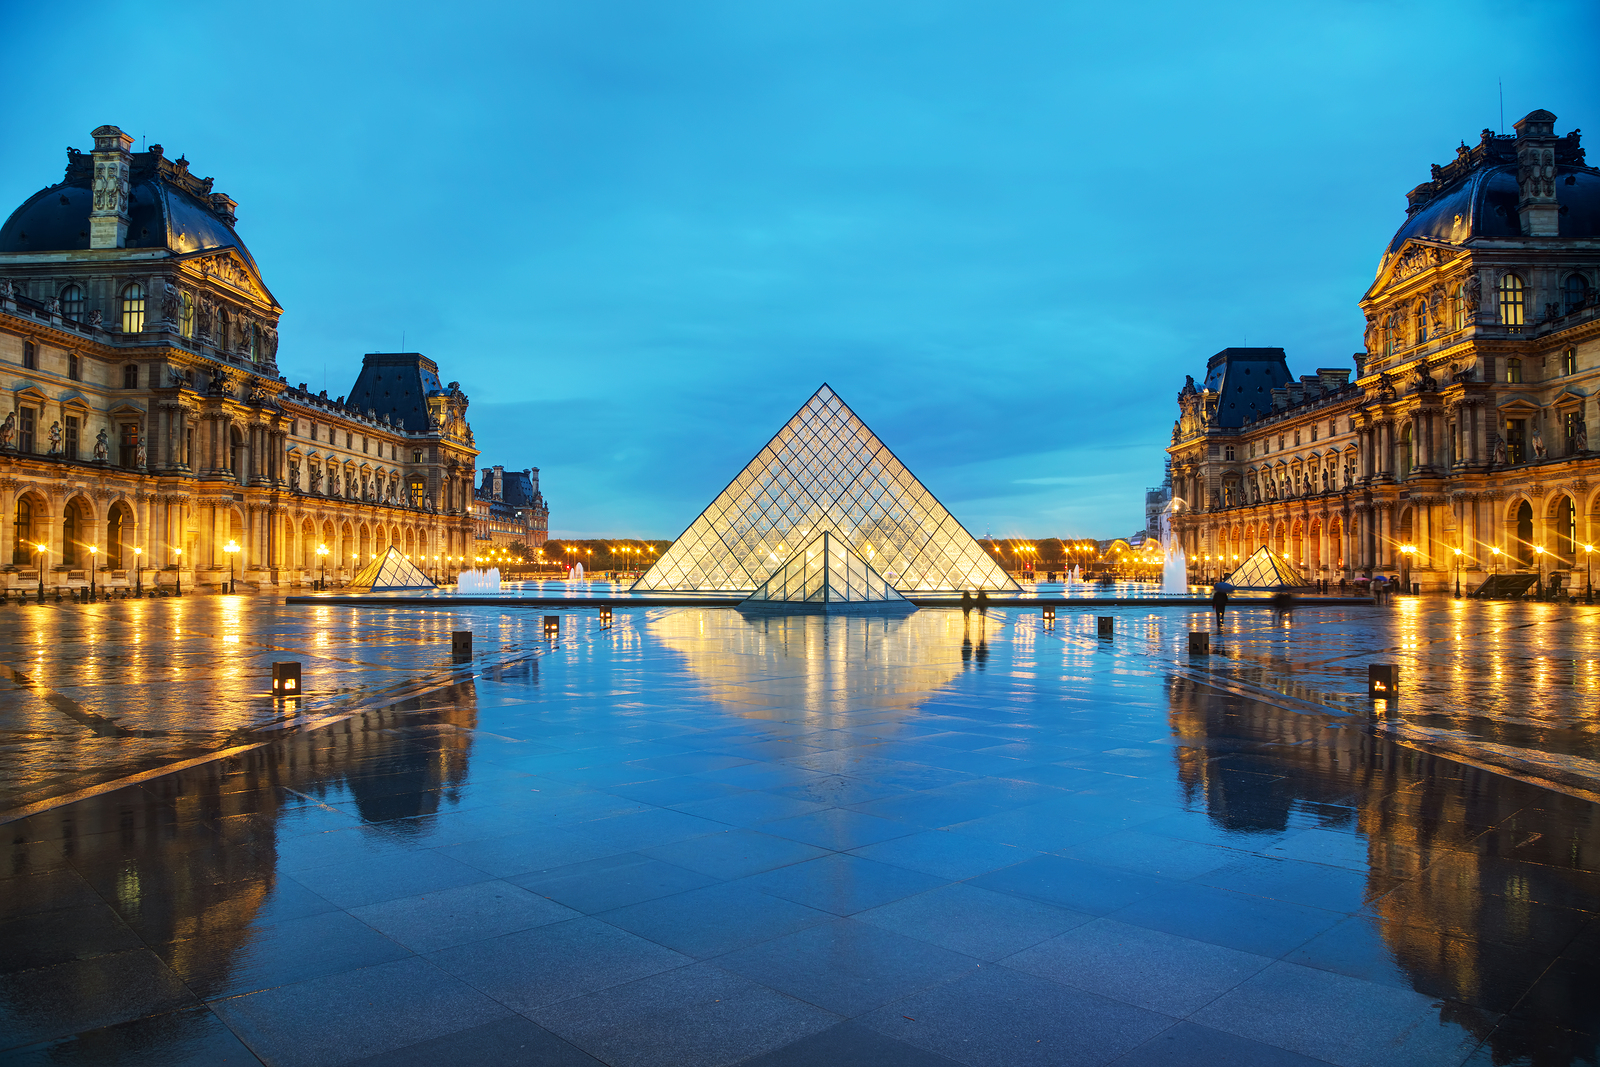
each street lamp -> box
[224,539,240,594]
[1452,547,1462,598]
[34,543,46,602]
[1584,544,1594,603]
[88,544,97,601]
[133,546,143,597]
[173,547,182,596]
[1399,544,1417,595]
[1489,545,1500,577]
[316,543,329,590]
[1535,545,1546,600]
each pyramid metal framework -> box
[741,531,913,613]
[348,546,437,592]
[1225,546,1312,591]
[633,385,1018,594]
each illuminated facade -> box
[473,464,549,555]
[0,124,478,592]
[633,384,1017,593]
[1168,110,1600,591]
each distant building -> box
[473,465,549,556]
[1144,461,1172,541]
[1166,109,1599,592]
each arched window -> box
[1515,501,1534,566]
[13,497,33,566]
[1496,274,1524,326]
[120,282,145,334]
[59,284,84,322]
[1452,285,1466,331]
[1506,358,1523,384]
[1566,274,1591,316]
[1414,301,1428,344]
[179,292,195,338]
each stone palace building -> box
[0,124,490,592]
[1168,109,1599,592]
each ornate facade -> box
[473,464,549,554]
[0,124,479,592]
[1168,109,1600,592]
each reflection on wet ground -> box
[1,601,1597,1066]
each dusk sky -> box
[4,1,1597,539]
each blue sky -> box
[3,1,1596,538]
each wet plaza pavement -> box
[2,597,1599,1066]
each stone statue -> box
[44,297,60,316]
[209,370,231,396]
[93,428,108,462]
[160,283,180,323]
[0,412,14,450]
[290,462,301,491]
[1493,437,1507,466]
[310,466,322,493]
[135,437,146,468]
[87,308,103,326]
[263,326,279,361]
[47,421,61,455]
[1531,425,1547,460]
[1465,273,1481,311]
[0,279,14,301]
[1577,417,1589,454]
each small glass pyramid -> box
[1224,546,1312,591]
[348,546,438,592]
[741,531,914,614]
[633,384,1018,594]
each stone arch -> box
[300,517,316,569]
[1308,517,1323,571]
[1274,521,1288,556]
[357,523,371,566]
[106,499,138,569]
[13,489,51,567]
[1507,497,1535,566]
[339,522,355,572]
[61,493,96,567]
[1547,493,1578,564]
[404,528,415,557]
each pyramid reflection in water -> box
[348,546,437,592]
[740,531,914,614]
[633,385,1017,594]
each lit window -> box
[1496,274,1524,326]
[1506,358,1522,384]
[1563,347,1577,376]
[1384,315,1396,357]
[120,282,146,333]
[180,292,194,338]
[1452,285,1466,330]
[1414,301,1428,344]
[60,285,84,321]
[1566,274,1590,316]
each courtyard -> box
[1,596,1597,1066]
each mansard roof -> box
[346,352,447,433]
[1200,348,1294,428]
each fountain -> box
[1159,498,1189,594]
[571,562,584,582]
[457,567,502,594]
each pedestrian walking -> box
[1212,582,1230,628]
[961,590,973,615]
[975,590,989,614]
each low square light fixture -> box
[451,631,472,662]
[1042,605,1056,625]
[599,605,613,628]
[1368,664,1398,698]
[544,615,560,637]
[271,661,302,696]
[1097,616,1113,637]
[1188,631,1210,655]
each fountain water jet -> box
[458,568,501,594]
[1159,499,1190,594]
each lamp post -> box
[1489,545,1500,578]
[224,539,239,594]
[316,543,329,590]
[88,544,97,601]
[173,548,182,596]
[1452,547,1461,598]
[1584,544,1594,603]
[1535,545,1546,600]
[34,543,45,602]
[1399,544,1416,594]
[132,546,142,597]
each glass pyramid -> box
[348,546,438,592]
[632,384,1018,594]
[1223,546,1312,591]
[741,531,914,613]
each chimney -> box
[88,124,133,249]
[209,193,238,228]
[1514,109,1560,237]
[492,465,503,501]
[527,467,538,494]
[1317,368,1352,390]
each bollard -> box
[1097,616,1113,637]
[1368,664,1399,698]
[1042,605,1056,627]
[544,615,561,638]
[1188,631,1210,655]
[599,605,613,628]
[271,661,303,697]
[451,631,472,662]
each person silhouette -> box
[975,590,989,614]
[961,590,973,615]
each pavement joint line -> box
[0,642,549,825]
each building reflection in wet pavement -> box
[1,603,1597,1066]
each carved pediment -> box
[180,250,277,309]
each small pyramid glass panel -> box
[1225,546,1312,591]
[348,546,437,592]
[635,385,1017,593]
[742,531,910,608]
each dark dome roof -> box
[0,157,256,267]
[1389,162,1600,251]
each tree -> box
[507,540,529,560]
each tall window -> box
[1383,315,1396,358]
[119,423,138,468]
[1452,285,1466,330]
[249,324,260,362]
[179,292,195,338]
[218,309,231,351]
[1414,301,1428,344]
[1563,347,1577,376]
[59,285,84,322]
[120,282,146,333]
[1506,358,1523,384]
[123,364,139,389]
[18,407,35,453]
[1568,412,1583,452]
[1496,274,1524,326]
[63,506,80,566]
[13,498,32,566]
[68,352,80,381]
[64,416,79,461]
[22,342,35,370]
[1565,274,1590,316]
[1505,419,1526,464]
